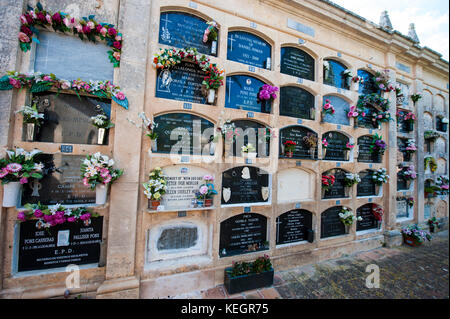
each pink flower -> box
[63,17,71,27]
[199,185,208,195]
[52,12,62,24]
[324,103,331,110]
[82,25,91,34]
[34,209,43,218]
[43,75,52,81]
[103,174,112,184]
[18,32,30,43]
[361,112,366,117]
[67,216,77,222]
[100,27,108,36]
[203,174,214,181]
[6,163,22,173]
[115,35,122,41]
[76,24,83,33]
[80,213,91,221]
[108,27,117,37]
[113,41,122,49]
[61,80,70,90]
[19,177,28,184]
[20,15,28,25]
[43,215,53,223]
[113,52,121,61]
[83,177,90,187]
[0,168,9,178]
[87,21,95,29]
[100,168,110,178]
[17,212,27,222]
[115,91,125,100]
[46,14,52,24]
[346,142,355,149]
[9,78,21,89]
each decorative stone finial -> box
[408,23,420,43]
[379,10,393,31]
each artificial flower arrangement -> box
[395,84,403,97]
[372,206,383,222]
[352,75,363,84]
[261,128,277,142]
[402,111,416,123]
[342,69,353,87]
[424,130,440,140]
[398,164,417,181]
[302,133,318,149]
[339,207,362,226]
[80,152,123,205]
[344,142,355,151]
[406,197,415,208]
[1,148,44,207]
[218,120,239,141]
[371,110,392,127]
[424,156,437,173]
[373,70,394,92]
[152,47,224,102]
[427,217,439,232]
[347,105,359,119]
[227,254,272,278]
[15,103,45,141]
[17,202,99,228]
[91,111,114,145]
[18,2,122,66]
[283,140,297,157]
[369,133,387,155]
[344,173,361,187]
[372,168,389,186]
[321,138,329,149]
[410,93,422,105]
[322,99,335,116]
[143,167,167,210]
[405,139,417,154]
[321,174,336,192]
[401,224,431,246]
[241,143,257,158]
[257,84,279,113]
[0,71,128,109]
[203,21,219,43]
[137,112,159,152]
[195,174,218,207]
[357,93,390,111]
[436,176,449,195]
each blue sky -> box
[331,0,449,61]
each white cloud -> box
[330,0,449,60]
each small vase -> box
[97,128,106,145]
[429,225,435,233]
[308,148,315,159]
[26,123,36,142]
[209,142,216,156]
[205,199,213,207]
[322,148,327,159]
[265,57,271,70]
[285,150,293,158]
[150,200,160,210]
[2,182,21,207]
[197,199,204,207]
[244,152,257,159]
[377,220,382,229]
[211,40,217,55]
[151,138,158,152]
[310,108,315,120]
[345,224,351,234]
[95,184,108,205]
[207,89,215,104]
[442,123,448,132]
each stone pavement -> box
[172,230,449,299]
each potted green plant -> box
[339,207,362,234]
[143,167,167,210]
[16,103,44,142]
[427,217,439,233]
[224,255,274,294]
[401,224,431,247]
[90,112,114,145]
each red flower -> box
[20,25,32,36]
[113,41,122,49]
[108,27,117,37]
[37,12,46,23]
[52,12,62,24]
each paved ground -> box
[174,230,449,299]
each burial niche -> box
[279,86,315,120]
[322,95,350,126]
[225,74,271,113]
[221,166,270,205]
[357,69,380,95]
[321,206,346,238]
[323,59,349,90]
[280,47,315,81]
[277,168,314,203]
[396,197,412,219]
[322,168,348,199]
[356,204,379,231]
[152,113,214,155]
[227,120,270,158]
[357,170,377,197]
[227,31,271,69]
[276,209,313,245]
[357,135,382,163]
[322,131,350,161]
[158,11,217,56]
[21,154,96,206]
[279,126,318,159]
[219,213,268,257]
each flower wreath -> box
[18,2,122,67]
[152,47,224,90]
[0,71,128,109]
[357,93,390,111]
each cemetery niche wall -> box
[152,113,214,155]
[279,125,318,159]
[227,31,272,69]
[276,209,313,245]
[221,166,270,205]
[219,213,268,257]
[279,86,315,120]
[225,74,272,113]
[280,47,315,81]
[158,11,217,56]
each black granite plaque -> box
[357,69,380,95]
[221,166,270,205]
[322,95,350,126]
[279,86,315,120]
[397,174,408,191]
[29,92,111,145]
[357,170,376,197]
[276,209,312,245]
[157,226,198,250]
[323,131,349,161]
[321,206,345,238]
[356,204,378,231]
[158,12,216,56]
[280,47,314,80]
[279,126,318,159]
[153,113,214,155]
[21,154,96,206]
[17,217,103,272]
[227,31,271,68]
[355,105,378,129]
[225,75,269,113]
[229,120,270,157]
[219,213,268,257]
[323,169,347,199]
[357,135,381,163]
[155,61,208,104]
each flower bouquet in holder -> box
[403,112,416,132]
[80,152,123,205]
[321,138,329,158]
[401,224,431,247]
[241,143,257,159]
[202,21,219,55]
[138,112,159,152]
[371,168,389,194]
[321,99,335,121]
[424,156,437,174]
[257,84,278,114]
[342,69,353,89]
[373,70,395,93]
[283,140,296,158]
[201,175,217,207]
[427,217,439,233]
[436,176,449,196]
[91,111,114,145]
[321,174,335,198]
[410,93,422,105]
[339,207,362,233]
[202,63,224,104]
[372,206,383,228]
[16,103,44,141]
[1,148,44,207]
[302,133,318,158]
[143,167,167,210]
[369,134,386,162]
[344,142,355,160]
[344,173,360,196]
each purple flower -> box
[80,213,91,221]
[17,211,27,222]
[34,209,43,218]
[67,216,77,223]
[19,177,28,184]
[52,12,62,24]
[43,214,53,223]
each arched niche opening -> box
[322,95,351,126]
[357,135,382,163]
[279,125,318,159]
[357,169,379,197]
[227,30,272,69]
[224,119,271,158]
[356,203,382,231]
[322,168,350,199]
[276,209,313,245]
[279,86,316,120]
[320,206,349,238]
[280,46,315,81]
[277,168,315,203]
[322,131,351,161]
[357,69,380,95]
[323,59,350,90]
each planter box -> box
[402,234,422,247]
[224,268,274,294]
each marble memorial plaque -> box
[322,95,350,126]
[280,47,314,80]
[357,70,380,95]
[321,206,346,238]
[219,213,268,257]
[357,170,376,197]
[225,75,269,113]
[227,31,271,68]
[279,86,315,120]
[356,105,378,129]
[323,59,349,90]
[229,120,270,157]
[357,135,381,163]
[21,154,96,206]
[396,198,409,219]
[276,209,312,245]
